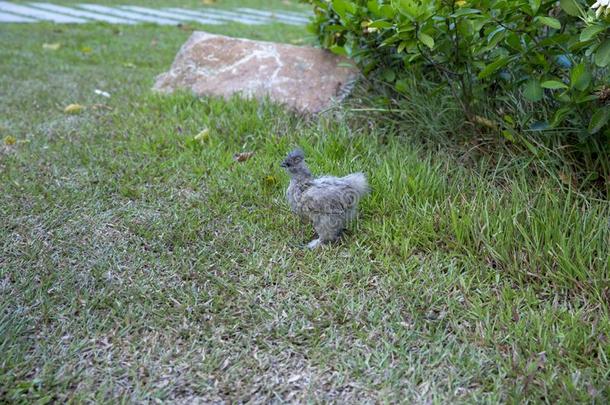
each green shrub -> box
[306,0,610,150]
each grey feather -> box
[282,149,369,248]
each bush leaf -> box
[594,39,610,67]
[524,79,543,102]
[588,108,610,134]
[478,56,511,79]
[559,0,580,16]
[536,16,561,29]
[541,80,568,89]
[580,25,605,42]
[570,63,591,91]
[418,32,434,49]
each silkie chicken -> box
[281,149,369,249]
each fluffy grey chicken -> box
[281,149,369,249]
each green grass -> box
[1,12,609,404]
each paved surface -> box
[0,2,310,25]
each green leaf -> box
[536,16,561,30]
[550,107,572,127]
[580,25,605,42]
[418,32,434,49]
[570,63,592,91]
[529,0,541,14]
[575,94,599,104]
[541,80,568,89]
[379,4,396,19]
[524,79,543,102]
[501,129,516,142]
[395,79,409,93]
[478,56,511,79]
[588,107,610,134]
[451,8,481,17]
[329,44,347,56]
[382,69,396,82]
[506,33,523,52]
[594,39,610,67]
[394,0,418,19]
[332,0,357,20]
[368,20,394,29]
[522,138,540,156]
[559,0,581,16]
[393,0,426,20]
[367,0,381,16]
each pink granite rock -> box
[153,31,359,114]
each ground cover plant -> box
[306,0,610,189]
[1,1,609,403]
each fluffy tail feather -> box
[343,172,370,197]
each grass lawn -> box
[1,4,609,403]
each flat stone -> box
[0,12,38,22]
[165,7,267,25]
[30,3,138,24]
[0,2,88,23]
[236,8,310,25]
[153,32,359,114]
[78,4,180,25]
[120,6,223,25]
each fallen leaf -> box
[233,151,254,162]
[3,135,16,145]
[558,171,577,187]
[42,43,61,51]
[81,46,92,53]
[64,104,84,114]
[194,128,210,144]
[263,175,278,186]
[178,23,195,32]
[91,104,113,111]
[202,0,216,4]
[472,115,498,130]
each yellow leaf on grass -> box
[3,135,16,145]
[472,115,497,130]
[81,46,93,53]
[64,104,84,114]
[194,128,210,144]
[43,43,61,51]
[202,0,216,5]
[263,175,278,186]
